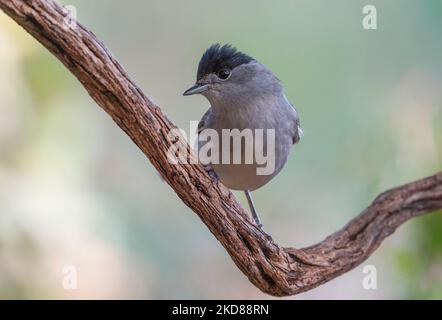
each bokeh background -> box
[0,0,441,299]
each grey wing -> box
[292,117,302,145]
[195,108,216,174]
[198,108,211,135]
[282,94,302,145]
[194,108,212,151]
[286,98,302,145]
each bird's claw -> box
[253,217,263,228]
[204,166,219,182]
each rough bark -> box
[1,0,441,296]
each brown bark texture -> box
[1,0,441,297]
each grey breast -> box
[197,93,300,191]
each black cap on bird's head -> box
[183,44,254,96]
[196,44,254,81]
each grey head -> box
[183,44,282,109]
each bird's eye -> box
[217,68,231,80]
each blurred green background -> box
[0,0,441,299]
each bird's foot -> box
[253,216,263,228]
[204,165,219,182]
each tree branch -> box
[1,0,441,296]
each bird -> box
[183,44,301,227]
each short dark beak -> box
[183,83,209,96]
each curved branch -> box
[2,0,441,296]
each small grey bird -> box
[183,44,301,227]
